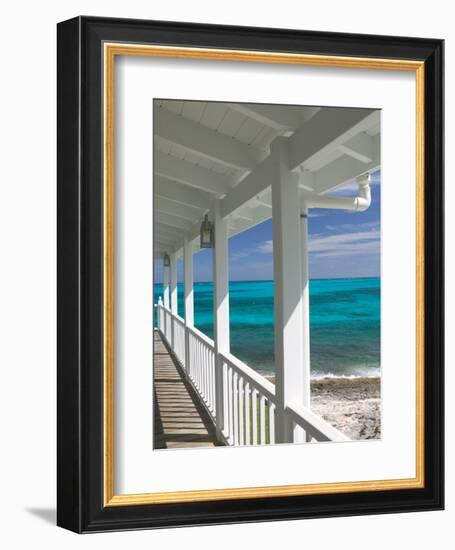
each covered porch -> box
[153,100,380,448]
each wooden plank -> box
[153,331,221,449]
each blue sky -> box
[155,170,380,282]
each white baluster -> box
[222,362,229,440]
[252,389,258,445]
[233,372,239,445]
[228,367,233,444]
[260,395,266,445]
[239,378,245,446]
[269,403,276,445]
[245,382,251,446]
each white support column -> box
[157,296,163,333]
[183,235,194,374]
[183,238,194,326]
[170,252,178,350]
[170,252,178,315]
[300,197,312,443]
[213,200,229,441]
[163,261,170,310]
[300,197,311,409]
[270,137,305,444]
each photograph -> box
[153,99,381,450]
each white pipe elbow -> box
[305,173,372,212]
[352,179,371,211]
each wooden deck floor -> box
[153,331,221,449]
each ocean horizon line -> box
[155,275,380,284]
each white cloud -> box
[308,211,327,218]
[232,219,380,263]
[230,251,249,261]
[257,240,273,254]
[325,220,379,232]
[309,227,380,258]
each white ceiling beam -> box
[228,103,300,131]
[228,104,321,132]
[232,206,254,222]
[297,170,316,192]
[155,176,212,210]
[300,106,322,123]
[255,196,272,208]
[288,109,379,171]
[313,148,380,195]
[220,154,275,218]
[155,237,181,250]
[186,219,203,246]
[154,228,179,240]
[155,211,193,231]
[155,107,263,170]
[155,239,177,249]
[227,207,273,239]
[228,217,250,232]
[252,204,274,221]
[155,204,194,223]
[337,133,375,164]
[154,232,182,247]
[155,152,231,195]
[155,224,184,238]
[155,196,204,222]
[218,111,379,219]
[155,238,180,255]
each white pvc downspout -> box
[305,173,372,212]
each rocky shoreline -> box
[310,377,381,440]
[264,375,381,440]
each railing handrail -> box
[219,350,276,404]
[187,323,215,348]
[285,401,349,442]
[157,302,185,321]
[157,303,215,348]
[172,313,185,326]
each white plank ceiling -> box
[153,100,380,257]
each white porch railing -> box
[172,314,186,369]
[187,325,216,419]
[219,351,276,446]
[156,303,348,446]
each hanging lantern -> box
[200,214,214,248]
[163,253,170,267]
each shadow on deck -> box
[153,331,222,449]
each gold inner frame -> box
[103,43,425,507]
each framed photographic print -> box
[57,16,444,533]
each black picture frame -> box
[57,16,444,533]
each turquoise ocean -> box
[154,277,380,379]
